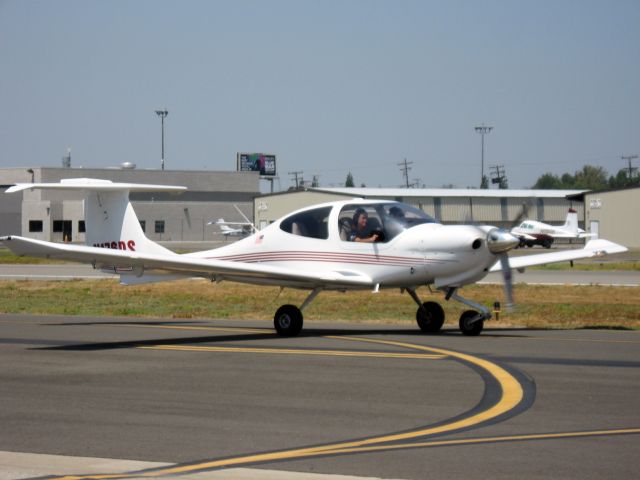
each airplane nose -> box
[487,228,520,254]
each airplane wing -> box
[512,232,537,241]
[0,235,373,289]
[489,239,627,272]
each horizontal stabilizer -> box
[6,178,186,194]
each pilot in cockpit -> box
[349,208,380,243]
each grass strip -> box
[0,279,638,330]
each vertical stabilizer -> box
[84,189,172,254]
[562,208,579,235]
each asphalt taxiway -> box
[0,314,638,479]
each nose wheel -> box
[459,310,484,336]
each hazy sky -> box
[1,0,638,190]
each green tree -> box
[345,172,355,187]
[609,169,640,189]
[532,165,611,190]
[480,175,489,189]
[573,165,608,190]
[560,173,575,188]
[533,173,562,189]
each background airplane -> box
[0,179,626,337]
[209,218,252,237]
[511,208,594,248]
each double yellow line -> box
[56,334,525,479]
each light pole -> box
[475,123,493,188]
[155,109,168,170]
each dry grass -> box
[0,279,638,330]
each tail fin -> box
[7,178,186,255]
[562,208,579,235]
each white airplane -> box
[511,208,594,248]
[0,178,627,336]
[209,219,252,237]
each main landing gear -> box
[406,287,491,336]
[272,286,491,337]
[273,288,321,336]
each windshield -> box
[338,203,436,242]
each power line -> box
[397,158,413,188]
[288,170,304,189]
[621,154,638,177]
[490,164,508,189]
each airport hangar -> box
[567,185,640,249]
[253,186,588,233]
[0,167,260,244]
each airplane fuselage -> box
[190,200,499,290]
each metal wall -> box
[584,187,640,248]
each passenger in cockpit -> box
[389,206,406,222]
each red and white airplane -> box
[511,208,594,248]
[0,179,627,336]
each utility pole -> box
[475,124,493,188]
[622,154,638,177]
[490,164,508,189]
[288,170,304,189]
[397,158,413,188]
[155,109,168,170]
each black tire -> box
[416,301,445,333]
[274,304,303,337]
[459,310,484,336]
[542,239,552,249]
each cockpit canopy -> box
[338,203,436,242]
[279,202,437,242]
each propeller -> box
[485,202,530,309]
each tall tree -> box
[345,172,355,187]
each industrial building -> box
[253,187,588,232]
[0,167,260,243]
[569,186,640,249]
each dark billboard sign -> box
[237,153,276,177]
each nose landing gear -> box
[407,287,492,336]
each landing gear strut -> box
[273,287,322,337]
[446,287,492,336]
[407,287,492,336]
[407,288,444,333]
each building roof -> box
[566,185,640,201]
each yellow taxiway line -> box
[57,335,523,479]
[138,344,445,360]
